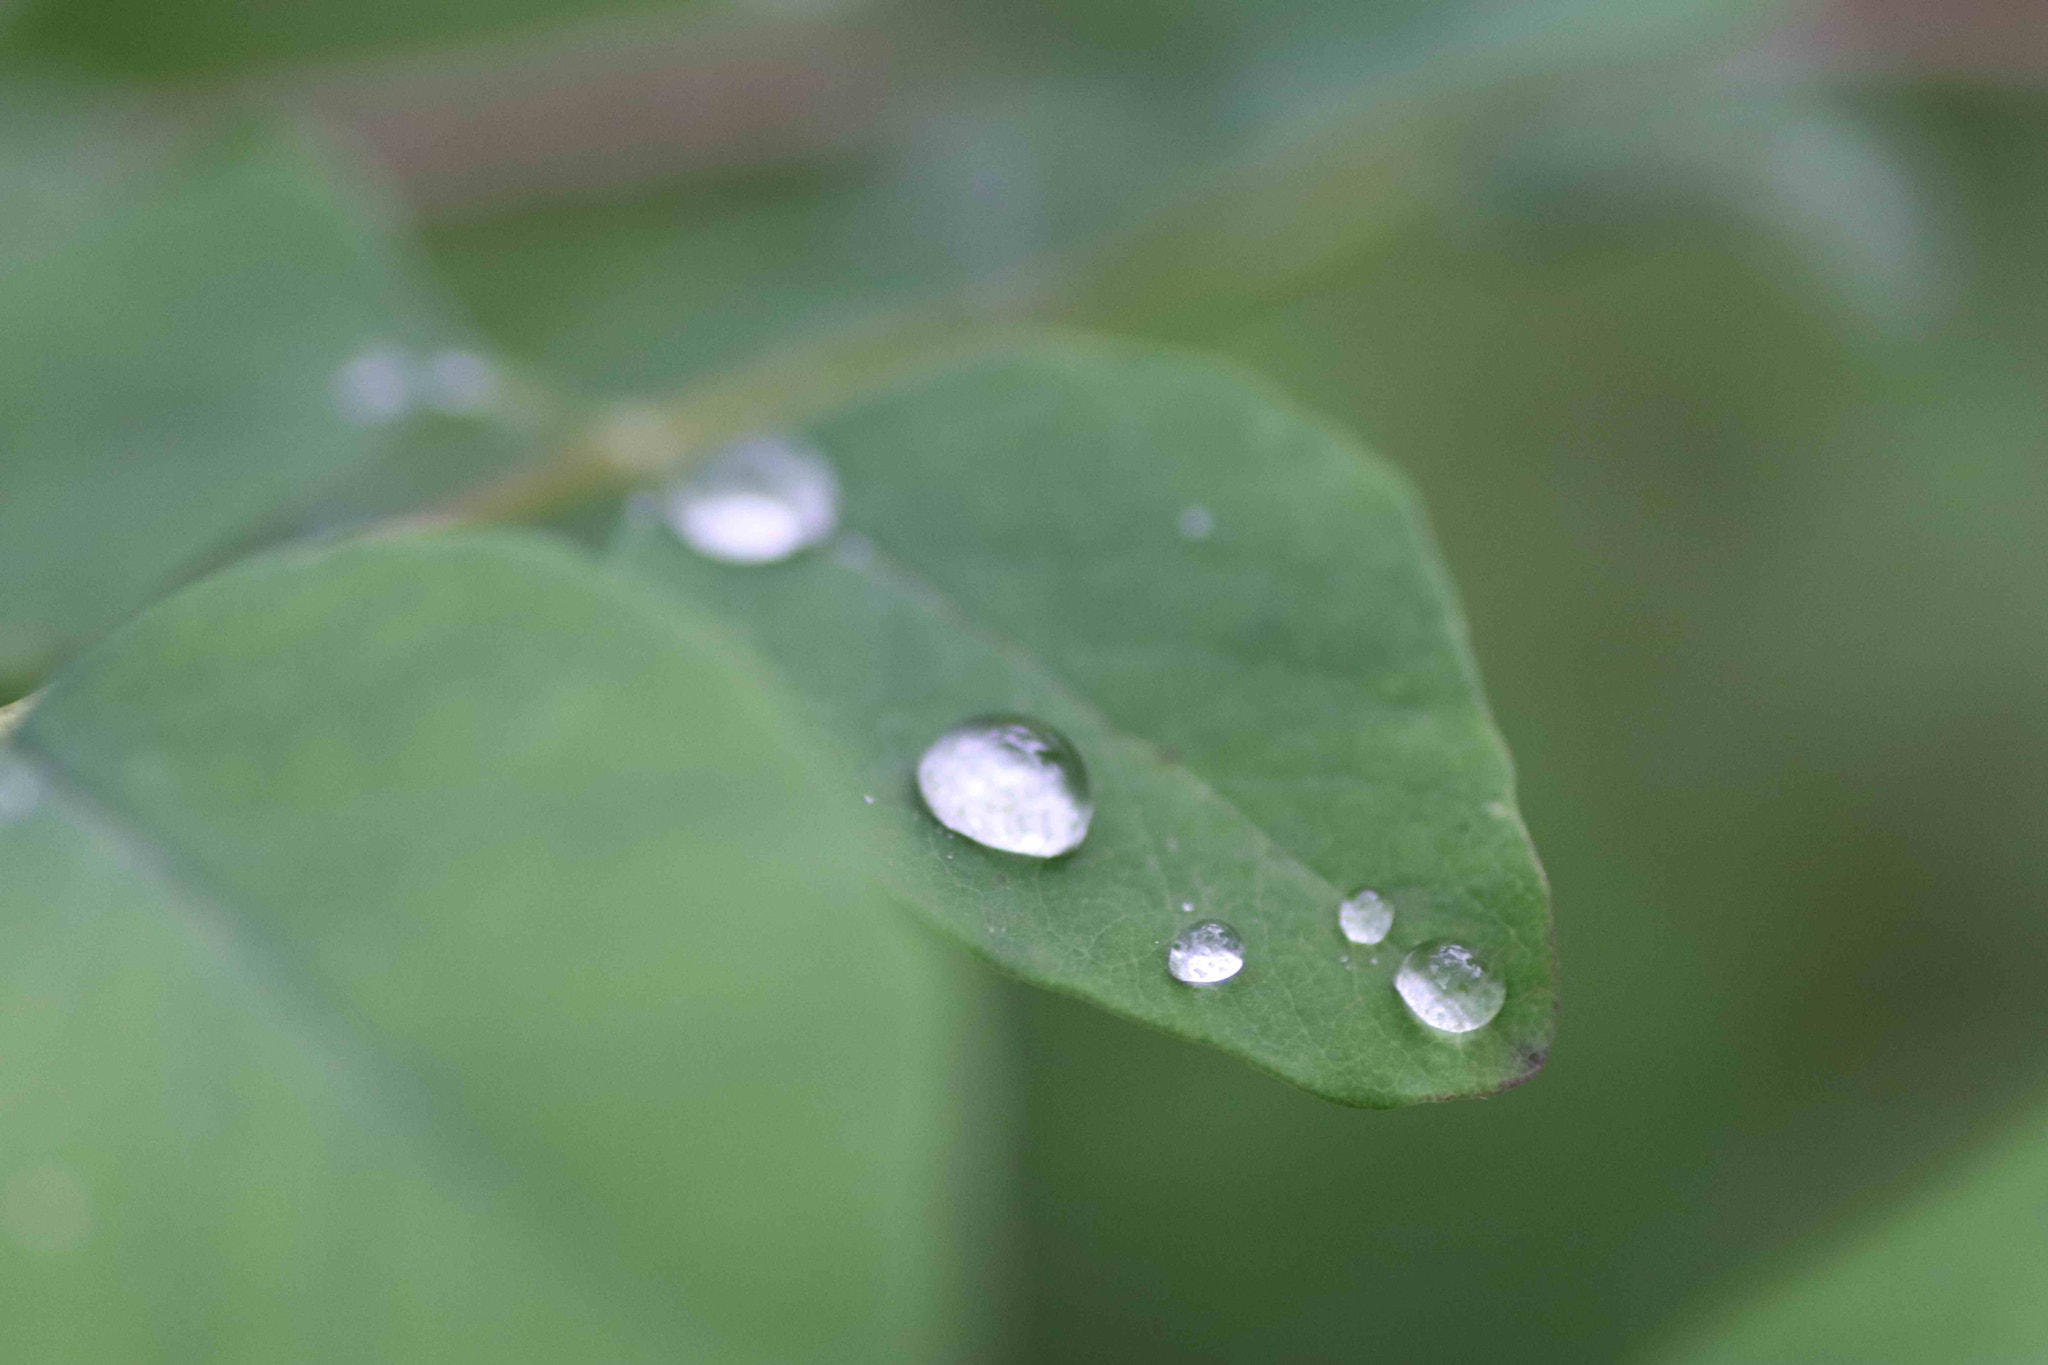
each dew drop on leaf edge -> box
[1168,920,1245,985]
[1395,941,1505,1034]
[663,434,841,565]
[915,714,1093,858]
[1337,887,1394,944]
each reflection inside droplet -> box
[664,435,841,565]
[1337,888,1394,945]
[1395,942,1505,1034]
[915,714,1092,857]
[1168,920,1244,985]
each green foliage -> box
[613,341,1552,1105]
[1658,1100,2048,1361]
[12,0,2048,1359]
[0,533,999,1361]
[0,109,453,690]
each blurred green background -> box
[7,0,2048,1358]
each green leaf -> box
[0,108,469,691]
[1657,1100,2048,1362]
[0,532,999,1361]
[610,339,1554,1105]
[3,0,686,77]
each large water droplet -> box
[1168,920,1245,985]
[664,435,840,565]
[915,715,1092,857]
[1395,942,1505,1034]
[1337,888,1393,945]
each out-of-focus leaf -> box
[0,532,998,1361]
[0,110,481,690]
[1655,1100,2048,1362]
[612,339,1553,1106]
[2,0,688,77]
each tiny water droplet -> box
[664,435,840,565]
[1339,954,1350,965]
[1395,942,1505,1034]
[862,794,875,805]
[1178,504,1215,540]
[1168,920,1244,985]
[1180,900,1194,913]
[1337,888,1394,945]
[333,344,410,425]
[917,715,1092,857]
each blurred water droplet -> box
[917,715,1091,857]
[333,344,410,425]
[1178,504,1215,540]
[1168,920,1244,985]
[1337,888,1394,945]
[1180,900,1194,913]
[1396,942,1505,1034]
[0,755,42,825]
[862,794,875,805]
[1,1163,91,1255]
[420,349,500,415]
[665,435,840,565]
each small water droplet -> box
[1180,900,1194,913]
[1,1163,91,1255]
[1395,942,1505,1034]
[916,715,1092,857]
[664,435,840,565]
[333,344,410,425]
[1167,920,1244,985]
[1178,504,1215,540]
[420,348,500,415]
[1339,954,1350,965]
[1337,888,1394,945]
[862,794,876,805]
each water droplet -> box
[1178,504,1215,540]
[1180,900,1194,913]
[664,435,840,565]
[333,344,410,425]
[1167,920,1245,985]
[916,715,1092,857]
[862,794,875,805]
[0,755,42,825]
[1,1163,91,1255]
[420,349,500,415]
[1395,942,1505,1034]
[1337,888,1394,945]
